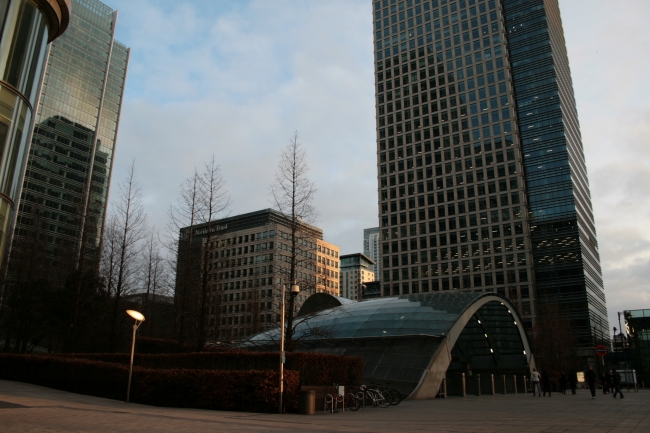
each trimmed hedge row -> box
[65,351,364,387]
[0,354,299,412]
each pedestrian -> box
[559,371,567,395]
[569,369,577,395]
[542,369,551,397]
[585,365,597,399]
[601,371,609,394]
[531,368,542,397]
[612,370,624,399]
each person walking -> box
[559,371,567,395]
[585,365,597,399]
[569,369,577,395]
[601,371,609,394]
[531,368,542,397]
[612,370,624,398]
[542,369,552,397]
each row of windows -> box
[384,268,529,286]
[383,205,523,231]
[375,0,498,36]
[380,156,517,185]
[383,237,527,263]
[382,218,525,246]
[379,273,528,295]
[382,262,529,282]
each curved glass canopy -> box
[250,291,505,342]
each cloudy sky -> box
[104,0,650,330]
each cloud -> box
[562,0,650,328]
[107,0,376,254]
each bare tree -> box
[167,158,230,349]
[107,161,148,350]
[194,156,230,350]
[167,170,201,345]
[270,132,318,350]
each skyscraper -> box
[0,0,71,266]
[372,0,607,353]
[363,227,380,278]
[14,0,129,266]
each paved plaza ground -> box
[0,379,649,432]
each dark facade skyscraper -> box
[13,0,128,266]
[372,0,607,353]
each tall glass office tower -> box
[13,0,128,267]
[0,0,70,267]
[372,0,608,352]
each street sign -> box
[595,344,608,357]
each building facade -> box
[371,0,607,350]
[363,227,380,279]
[12,0,129,267]
[0,0,71,266]
[176,209,340,341]
[316,239,340,296]
[339,253,375,301]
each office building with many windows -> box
[0,0,71,266]
[363,227,380,279]
[371,0,607,351]
[176,209,340,341]
[12,0,128,267]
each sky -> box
[103,0,650,332]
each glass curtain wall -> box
[0,0,69,266]
[15,0,128,268]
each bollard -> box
[490,374,495,395]
[523,376,528,394]
[513,375,518,394]
[502,375,507,394]
[475,374,481,396]
[440,376,447,398]
[461,373,466,397]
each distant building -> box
[339,253,375,301]
[123,293,174,340]
[361,281,381,300]
[623,309,650,383]
[176,209,340,341]
[363,227,380,280]
[316,239,340,296]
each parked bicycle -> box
[371,382,402,406]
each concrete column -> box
[513,375,518,394]
[475,374,481,396]
[502,375,507,394]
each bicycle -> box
[371,382,402,406]
[360,384,390,408]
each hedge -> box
[0,354,299,412]
[64,351,364,387]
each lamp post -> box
[126,309,145,403]
[279,282,299,413]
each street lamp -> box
[126,309,145,403]
[279,282,300,413]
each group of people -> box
[530,366,624,399]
